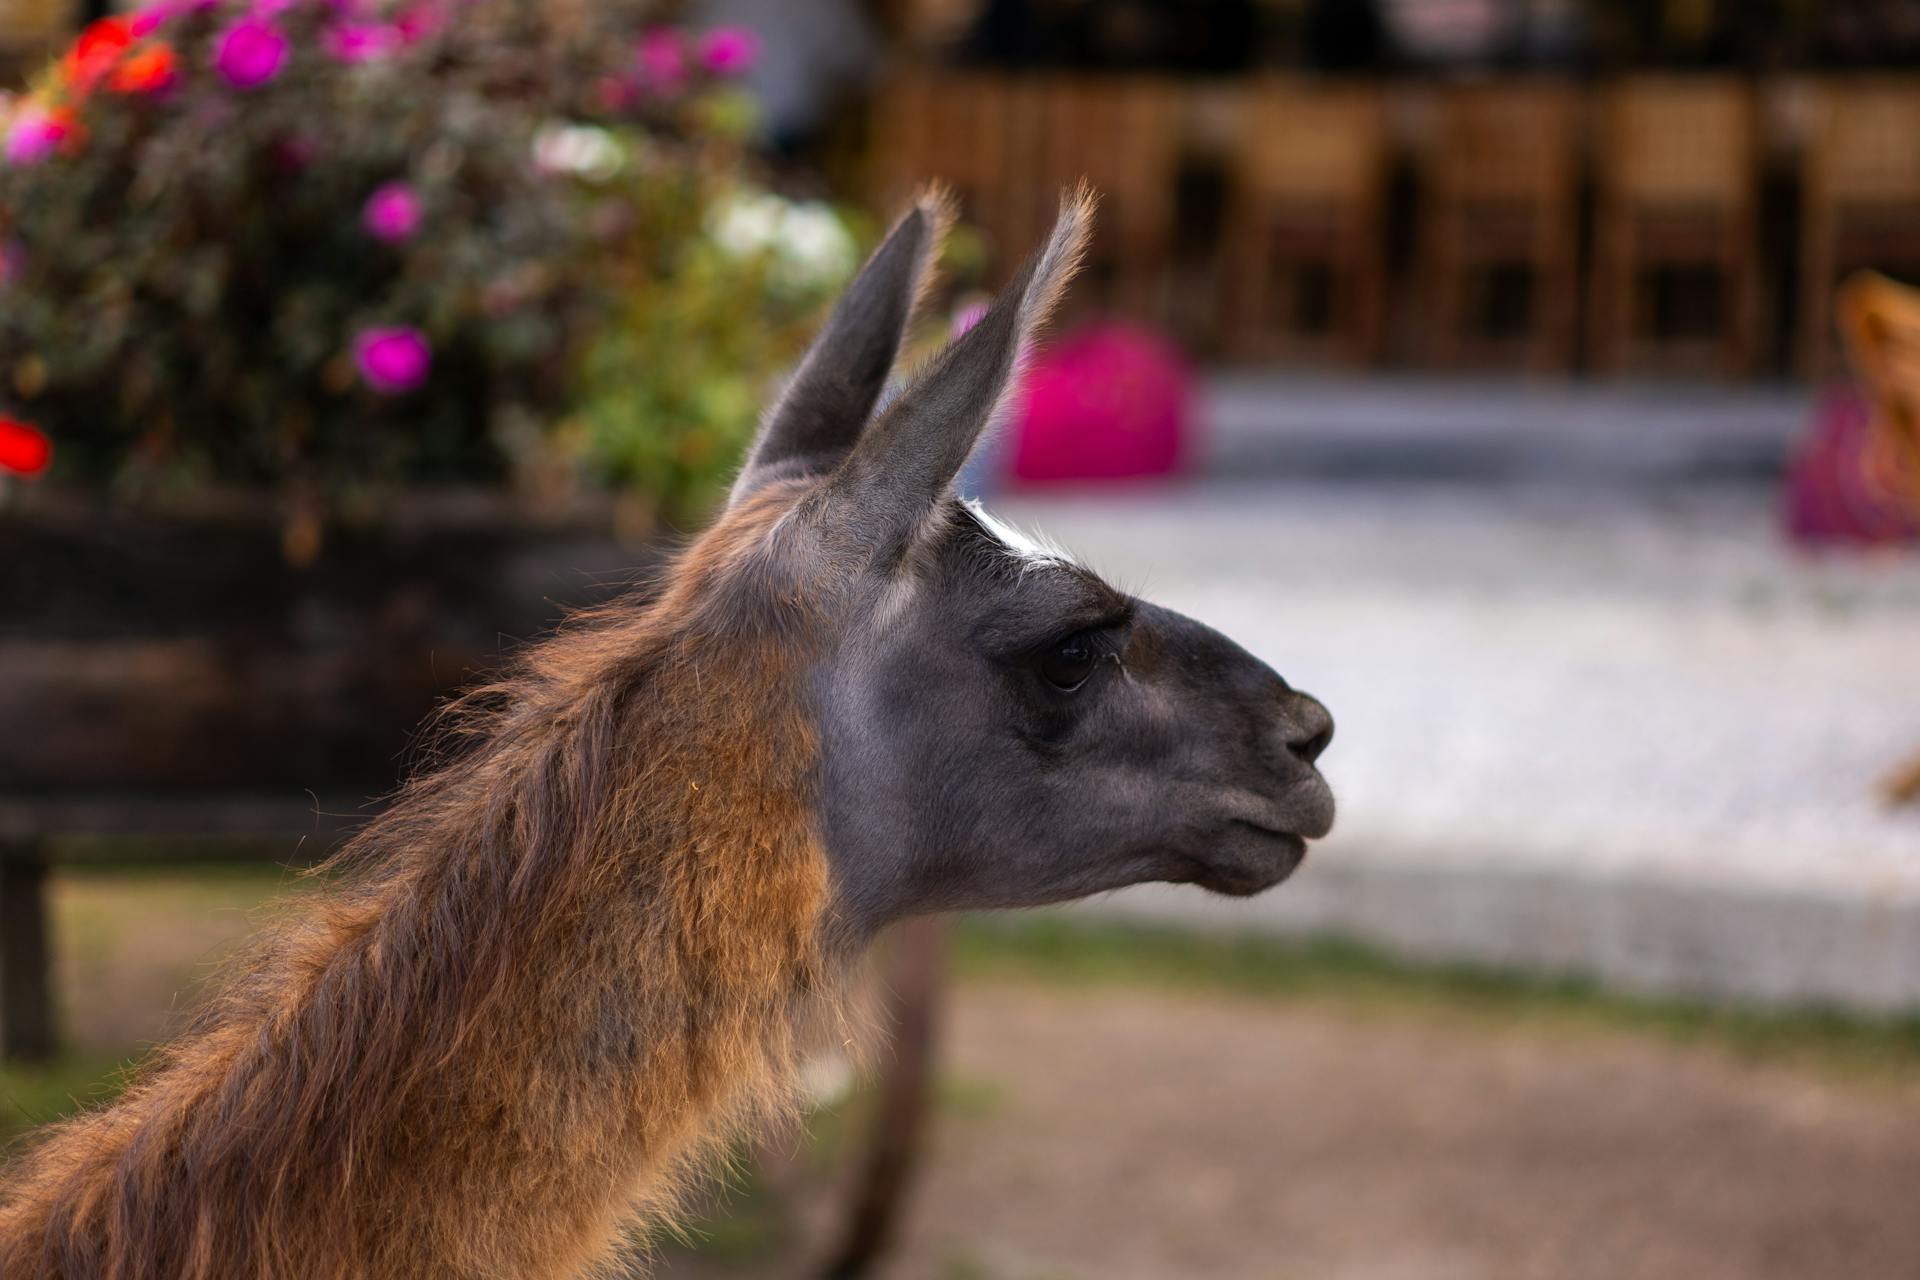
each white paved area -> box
[993,478,1920,1009]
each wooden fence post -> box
[817,915,948,1279]
[0,843,56,1063]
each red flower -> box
[0,417,51,476]
[61,16,137,91]
[109,42,178,94]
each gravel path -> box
[880,981,1920,1280]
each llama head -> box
[716,186,1333,935]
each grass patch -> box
[0,1054,144,1149]
[954,914,1920,1083]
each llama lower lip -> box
[1234,820,1307,850]
[1194,823,1309,896]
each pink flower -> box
[324,22,396,62]
[129,0,191,38]
[392,6,439,45]
[594,75,634,112]
[697,26,758,75]
[354,326,431,394]
[128,5,169,37]
[213,18,288,89]
[361,181,421,242]
[5,107,76,167]
[635,28,685,94]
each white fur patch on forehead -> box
[962,499,1075,570]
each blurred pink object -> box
[214,17,288,88]
[3,108,72,167]
[697,26,758,75]
[636,28,685,94]
[1782,386,1920,546]
[1006,324,1193,487]
[325,22,396,62]
[354,326,432,394]
[950,299,989,338]
[392,5,440,45]
[361,181,421,243]
[130,0,213,37]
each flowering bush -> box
[0,0,840,528]
[560,175,863,528]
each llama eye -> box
[1039,634,1099,691]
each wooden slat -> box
[1590,77,1758,374]
[0,794,373,854]
[1801,79,1920,376]
[0,848,54,1062]
[1224,77,1389,363]
[1420,80,1582,371]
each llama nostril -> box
[1283,696,1334,766]
[1295,722,1333,765]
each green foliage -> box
[0,1055,139,1150]
[562,179,863,526]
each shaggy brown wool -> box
[0,484,842,1279]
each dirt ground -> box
[23,871,1920,1280]
[862,981,1920,1280]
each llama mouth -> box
[1237,822,1309,862]
[1191,822,1311,897]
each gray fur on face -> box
[735,188,1335,939]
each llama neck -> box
[0,625,835,1280]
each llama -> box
[0,187,1334,1279]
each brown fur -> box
[0,483,844,1279]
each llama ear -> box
[820,185,1095,555]
[730,188,953,502]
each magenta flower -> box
[354,326,431,394]
[4,108,74,168]
[129,0,206,37]
[392,6,440,46]
[636,28,685,94]
[594,75,634,112]
[324,22,396,62]
[361,181,421,242]
[213,18,288,89]
[129,3,171,35]
[697,26,758,75]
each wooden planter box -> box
[0,486,653,1057]
[1,488,649,797]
